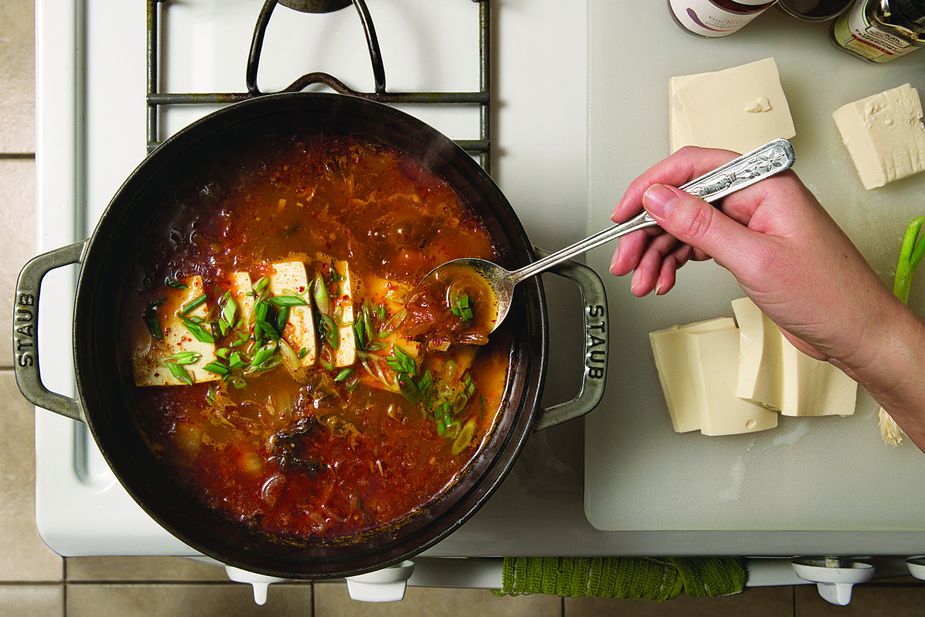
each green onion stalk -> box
[880,216,925,446]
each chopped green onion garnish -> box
[354,317,366,350]
[269,295,308,307]
[313,272,331,315]
[180,315,215,343]
[276,305,290,333]
[165,276,187,290]
[161,351,201,366]
[334,367,353,382]
[202,361,230,377]
[254,299,269,323]
[377,309,407,338]
[254,276,270,294]
[298,346,308,359]
[254,320,280,341]
[451,418,476,455]
[228,351,247,370]
[362,301,374,343]
[220,293,237,332]
[330,260,343,283]
[215,347,230,360]
[143,298,166,342]
[451,294,473,322]
[181,293,208,315]
[206,385,216,404]
[318,313,339,350]
[250,340,278,367]
[385,345,416,377]
[165,361,193,385]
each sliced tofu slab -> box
[733,296,856,416]
[685,325,778,437]
[732,297,782,410]
[670,57,795,154]
[649,317,735,433]
[832,83,925,190]
[227,271,255,326]
[268,261,316,366]
[133,275,219,386]
[332,259,356,368]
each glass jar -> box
[668,0,779,37]
[831,0,925,62]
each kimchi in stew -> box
[124,135,510,542]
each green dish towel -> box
[496,557,747,600]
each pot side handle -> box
[13,241,87,423]
[532,250,608,431]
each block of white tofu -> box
[732,296,782,409]
[649,317,736,433]
[133,275,219,386]
[669,70,709,154]
[332,259,356,368]
[832,83,925,190]
[685,325,778,437]
[669,57,796,154]
[732,297,857,416]
[268,261,316,366]
[780,343,858,417]
[227,271,254,326]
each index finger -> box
[610,146,740,223]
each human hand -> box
[609,146,905,379]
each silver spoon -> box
[421,139,796,334]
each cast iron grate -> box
[146,0,493,171]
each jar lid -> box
[776,0,853,20]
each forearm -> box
[849,301,925,452]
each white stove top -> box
[35,0,592,557]
[38,0,924,562]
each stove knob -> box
[345,560,415,603]
[791,558,874,606]
[224,565,288,605]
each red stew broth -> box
[124,136,510,541]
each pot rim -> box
[71,91,549,578]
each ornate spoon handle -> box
[510,139,796,283]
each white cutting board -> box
[585,2,925,531]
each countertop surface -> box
[584,0,925,540]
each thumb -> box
[642,183,755,268]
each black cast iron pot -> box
[13,93,607,579]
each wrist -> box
[847,300,925,404]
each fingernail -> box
[610,250,621,275]
[643,184,678,219]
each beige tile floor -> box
[2,1,925,615]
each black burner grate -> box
[146,0,492,171]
